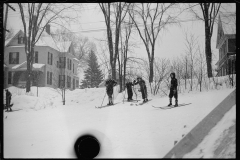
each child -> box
[105,75,117,105]
[168,72,178,107]
[5,89,12,111]
[125,81,134,101]
[133,77,148,102]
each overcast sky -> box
[6,3,236,68]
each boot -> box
[168,98,172,106]
[174,99,178,107]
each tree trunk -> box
[205,22,213,78]
[149,59,154,83]
[26,54,32,92]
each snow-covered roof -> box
[35,31,60,51]
[5,30,23,47]
[5,29,73,54]
[219,13,236,35]
[55,41,72,52]
[12,61,45,72]
[73,58,80,62]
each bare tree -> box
[194,46,207,92]
[17,3,80,92]
[190,3,221,78]
[184,31,198,91]
[99,2,130,80]
[128,3,180,84]
[171,57,184,93]
[152,58,170,95]
[117,16,134,92]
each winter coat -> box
[105,79,117,90]
[133,79,146,90]
[170,73,178,90]
[125,82,133,90]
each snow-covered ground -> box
[183,105,236,158]
[3,85,235,158]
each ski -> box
[152,103,192,109]
[95,102,121,109]
[123,99,140,102]
[138,99,152,105]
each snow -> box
[11,61,45,71]
[3,85,235,158]
[183,105,236,158]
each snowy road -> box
[4,87,235,158]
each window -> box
[70,60,72,70]
[8,71,12,84]
[9,52,19,64]
[57,61,59,68]
[228,39,236,53]
[76,80,79,88]
[59,57,66,68]
[67,76,71,88]
[47,71,53,85]
[48,52,53,65]
[59,75,65,88]
[18,36,25,44]
[34,51,38,63]
[73,78,75,89]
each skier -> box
[105,75,117,105]
[5,89,12,111]
[133,77,148,102]
[168,72,178,107]
[125,81,134,101]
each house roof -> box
[5,29,72,54]
[219,13,236,35]
[55,41,72,52]
[5,30,23,47]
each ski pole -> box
[100,92,107,108]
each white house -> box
[4,25,79,90]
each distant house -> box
[4,25,79,90]
[215,13,236,77]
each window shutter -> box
[64,57,66,68]
[70,60,72,70]
[59,75,61,88]
[50,72,52,85]
[67,58,69,70]
[47,71,49,84]
[9,52,12,64]
[17,52,19,64]
[35,52,38,63]
[48,52,49,64]
[51,53,53,65]
[18,36,20,44]
[8,71,12,84]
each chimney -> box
[46,24,50,35]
